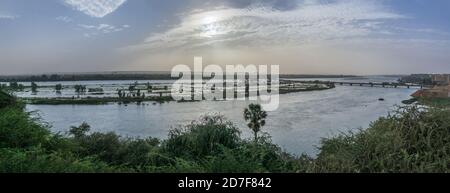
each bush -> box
[204,134,306,173]
[315,106,450,173]
[0,148,117,173]
[163,115,241,159]
[68,123,160,169]
[0,89,15,109]
[0,106,51,149]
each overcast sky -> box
[1,0,449,75]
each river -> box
[24,76,415,156]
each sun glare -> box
[202,16,218,25]
[200,15,222,38]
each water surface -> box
[26,77,415,156]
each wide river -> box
[25,76,416,156]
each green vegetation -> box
[7,82,24,91]
[278,81,335,94]
[418,97,450,107]
[0,90,15,109]
[31,82,38,93]
[0,89,449,173]
[74,85,87,93]
[23,96,173,105]
[314,105,450,173]
[402,98,418,105]
[244,104,267,142]
[55,84,63,92]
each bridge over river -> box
[285,80,424,89]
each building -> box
[431,74,450,85]
[411,85,450,98]
[413,74,450,98]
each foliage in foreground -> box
[314,106,450,173]
[0,89,449,173]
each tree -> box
[74,85,86,93]
[55,84,62,91]
[9,82,19,90]
[31,82,38,93]
[69,122,91,139]
[243,104,267,142]
[50,74,59,81]
[147,82,152,90]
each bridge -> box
[283,80,424,89]
[332,81,423,89]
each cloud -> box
[0,13,18,20]
[224,0,300,10]
[56,16,73,23]
[124,0,408,52]
[79,23,130,37]
[64,0,127,18]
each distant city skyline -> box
[1,0,450,75]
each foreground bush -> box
[163,115,241,159]
[0,90,15,109]
[315,106,450,173]
[0,148,117,173]
[68,123,161,169]
[0,99,50,149]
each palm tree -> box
[244,104,267,142]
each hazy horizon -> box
[1,0,450,75]
[0,70,411,77]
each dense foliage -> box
[314,105,450,173]
[0,89,449,173]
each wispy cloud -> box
[124,0,409,52]
[79,23,130,37]
[0,13,18,20]
[56,16,73,23]
[64,0,127,18]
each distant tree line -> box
[0,73,358,82]
[0,73,177,82]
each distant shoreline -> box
[0,73,358,82]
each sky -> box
[0,0,450,75]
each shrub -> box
[0,148,118,173]
[0,89,15,109]
[315,106,450,173]
[203,134,304,173]
[163,115,241,159]
[69,123,160,169]
[0,106,51,149]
